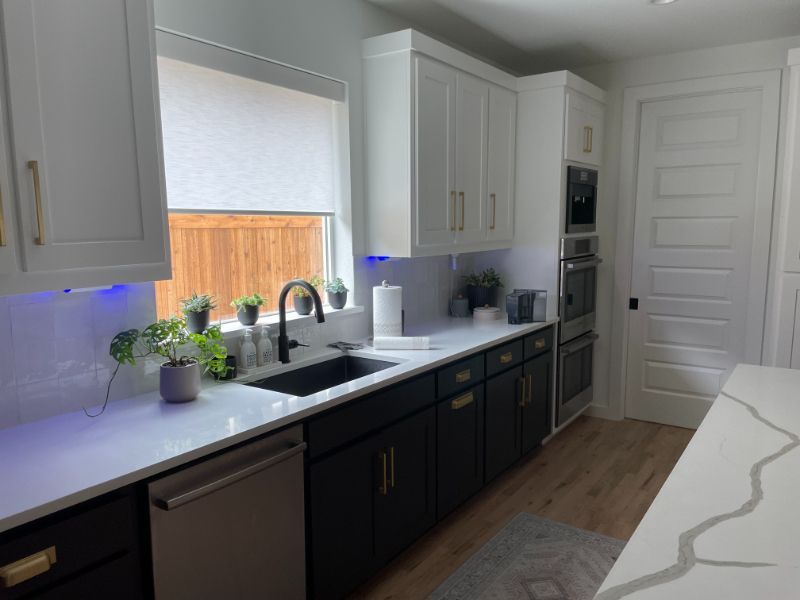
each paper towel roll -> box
[373,281,402,337]
[374,336,430,350]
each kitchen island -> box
[596,364,800,599]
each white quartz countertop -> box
[596,364,800,600]
[0,317,556,534]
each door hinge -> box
[629,298,639,310]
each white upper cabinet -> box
[363,30,517,258]
[486,85,516,242]
[454,73,489,245]
[415,57,457,248]
[564,91,604,166]
[0,0,169,294]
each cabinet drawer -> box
[485,339,523,377]
[524,327,553,359]
[308,374,436,459]
[436,354,484,398]
[0,492,139,599]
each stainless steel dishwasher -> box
[148,425,306,599]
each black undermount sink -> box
[246,355,398,397]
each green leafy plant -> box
[293,275,324,297]
[181,292,217,314]
[230,293,266,310]
[463,268,503,288]
[86,317,228,418]
[324,277,349,294]
[310,274,325,288]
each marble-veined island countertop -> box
[596,364,800,600]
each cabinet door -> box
[521,352,552,454]
[437,385,484,519]
[485,366,523,483]
[1,0,168,273]
[0,135,16,275]
[309,436,380,600]
[455,73,488,245]
[564,91,604,166]
[374,407,436,563]
[487,85,516,242]
[415,56,456,248]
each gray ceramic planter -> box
[327,290,347,310]
[236,304,259,326]
[185,310,210,334]
[160,361,201,403]
[294,295,313,315]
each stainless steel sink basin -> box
[246,355,398,397]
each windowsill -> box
[219,305,364,340]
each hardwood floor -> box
[350,415,694,599]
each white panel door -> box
[455,73,488,245]
[1,0,167,272]
[486,85,516,242]
[415,56,456,248]
[626,83,779,428]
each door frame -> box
[609,70,781,421]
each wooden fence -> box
[155,213,325,322]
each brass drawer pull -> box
[583,126,593,153]
[451,391,474,410]
[535,338,546,350]
[0,186,6,247]
[499,352,513,364]
[526,374,533,405]
[455,369,471,383]
[450,191,456,231]
[459,191,465,231]
[27,160,45,245]
[518,377,526,408]
[0,546,56,588]
[389,446,396,489]
[489,193,496,230]
[379,451,388,495]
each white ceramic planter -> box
[160,361,201,403]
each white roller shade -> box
[156,35,341,215]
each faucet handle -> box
[287,339,309,350]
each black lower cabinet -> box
[309,407,436,600]
[437,385,484,519]
[521,352,552,454]
[484,366,524,483]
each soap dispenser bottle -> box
[257,325,273,366]
[239,329,257,370]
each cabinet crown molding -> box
[517,70,606,103]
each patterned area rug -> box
[428,513,625,600]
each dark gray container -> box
[294,295,313,315]
[236,304,259,326]
[327,290,347,310]
[185,310,210,334]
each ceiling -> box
[367,0,800,74]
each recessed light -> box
[650,0,678,4]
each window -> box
[153,29,346,321]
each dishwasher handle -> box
[153,440,307,511]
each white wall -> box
[573,34,800,420]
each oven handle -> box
[560,333,599,355]
[565,257,603,271]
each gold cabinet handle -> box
[583,126,593,153]
[389,446,396,489]
[27,160,45,245]
[459,191,465,231]
[451,391,474,410]
[535,338,546,350]
[489,193,496,230]
[526,374,533,405]
[450,191,456,231]
[379,450,388,495]
[500,352,513,364]
[455,368,471,383]
[0,546,56,588]
[0,186,6,247]
[518,377,526,408]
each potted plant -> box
[181,292,216,334]
[463,268,503,310]
[109,317,228,405]
[231,293,265,326]
[324,277,349,309]
[293,275,324,316]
